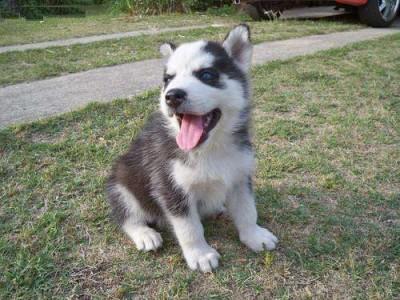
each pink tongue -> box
[176,114,204,151]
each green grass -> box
[0,6,242,47]
[0,19,363,87]
[1,34,399,299]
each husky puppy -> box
[106,24,278,272]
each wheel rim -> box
[262,9,281,20]
[378,0,400,21]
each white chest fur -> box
[171,147,254,215]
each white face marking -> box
[159,40,250,152]
[160,41,216,122]
[166,40,213,75]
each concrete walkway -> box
[0,24,226,54]
[1,24,399,128]
[0,6,347,54]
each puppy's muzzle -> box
[165,89,187,109]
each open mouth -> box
[174,108,221,151]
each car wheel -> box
[262,9,282,20]
[242,2,281,21]
[358,0,400,27]
[242,3,261,21]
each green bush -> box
[112,0,185,15]
[185,0,231,11]
[111,0,232,15]
[2,0,95,18]
[206,3,237,16]
[0,0,18,17]
[15,0,94,4]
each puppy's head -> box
[159,24,252,152]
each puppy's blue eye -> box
[163,74,175,84]
[199,69,217,81]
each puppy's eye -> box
[163,74,175,84]
[198,69,218,82]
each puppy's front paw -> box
[130,227,163,252]
[183,245,220,273]
[240,226,278,252]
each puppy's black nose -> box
[165,89,186,108]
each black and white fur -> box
[106,25,278,272]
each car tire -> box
[242,2,281,21]
[358,0,400,27]
[242,3,261,21]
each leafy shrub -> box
[111,0,232,15]
[15,0,95,4]
[206,4,237,16]
[0,0,19,17]
[185,0,231,12]
[1,0,96,18]
[112,0,186,15]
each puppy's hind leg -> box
[107,183,163,252]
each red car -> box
[237,0,400,27]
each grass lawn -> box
[0,5,242,47]
[0,19,363,87]
[1,34,399,298]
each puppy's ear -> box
[159,42,176,57]
[222,24,252,72]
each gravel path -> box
[1,23,399,128]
